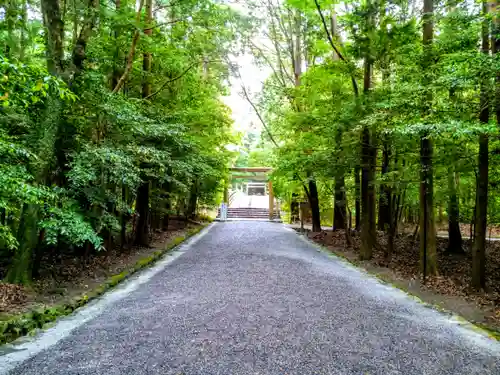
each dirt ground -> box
[0,220,202,318]
[298,228,500,334]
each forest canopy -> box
[0,0,246,284]
[239,0,500,291]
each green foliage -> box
[0,0,242,283]
[247,0,500,236]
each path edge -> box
[284,225,500,342]
[0,222,215,365]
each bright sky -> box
[223,0,271,133]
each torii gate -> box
[225,167,275,220]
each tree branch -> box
[144,19,185,30]
[112,0,145,94]
[313,0,359,97]
[143,62,198,100]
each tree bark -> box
[134,181,150,246]
[142,0,153,98]
[308,179,321,232]
[333,172,346,230]
[187,180,198,219]
[355,165,361,230]
[133,0,153,247]
[420,0,438,278]
[112,0,145,93]
[447,167,463,253]
[360,125,376,260]
[360,14,376,260]
[472,0,490,290]
[5,204,38,284]
[41,0,65,75]
[72,0,99,73]
[330,13,346,231]
[378,139,391,231]
[290,192,299,223]
[333,129,346,230]
[120,184,129,248]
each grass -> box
[0,224,208,345]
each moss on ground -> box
[0,224,207,345]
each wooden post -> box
[268,180,274,221]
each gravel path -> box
[2,221,500,374]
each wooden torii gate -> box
[225,167,275,221]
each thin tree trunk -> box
[360,17,376,260]
[120,184,128,248]
[472,0,490,290]
[187,180,198,219]
[133,0,153,246]
[331,12,346,231]
[420,0,438,278]
[142,0,153,98]
[72,0,99,73]
[290,192,299,223]
[111,0,122,89]
[333,172,346,230]
[333,131,346,230]
[378,139,391,231]
[308,179,321,232]
[20,0,28,60]
[448,167,463,253]
[134,182,150,246]
[355,165,361,230]
[112,0,145,93]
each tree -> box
[471,0,491,290]
[419,0,438,277]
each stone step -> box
[217,207,280,220]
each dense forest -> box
[238,0,500,292]
[2,0,500,298]
[0,0,245,285]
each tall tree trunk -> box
[360,11,376,260]
[333,130,346,230]
[493,0,500,126]
[447,167,463,253]
[308,179,321,232]
[360,124,376,260]
[378,139,391,231]
[72,0,99,73]
[355,165,361,230]
[135,181,150,246]
[111,0,122,89]
[290,192,299,223]
[133,0,153,247]
[331,11,346,231]
[420,0,438,278]
[187,180,198,219]
[142,0,152,98]
[41,0,65,75]
[120,184,129,248]
[333,172,346,230]
[20,0,28,60]
[5,204,38,284]
[7,0,66,285]
[472,0,490,289]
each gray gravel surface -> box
[3,221,500,374]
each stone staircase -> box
[217,207,280,220]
